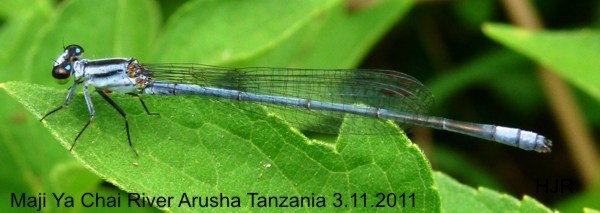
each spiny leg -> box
[40,83,78,121]
[70,84,96,152]
[130,94,159,115]
[71,116,94,151]
[97,90,139,157]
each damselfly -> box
[41,45,552,156]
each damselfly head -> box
[52,62,71,84]
[64,44,84,59]
[52,44,84,84]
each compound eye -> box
[65,44,84,57]
[52,64,71,80]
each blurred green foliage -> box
[0,0,598,212]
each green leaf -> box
[239,0,416,68]
[152,0,340,64]
[435,172,552,212]
[483,23,600,103]
[1,81,439,211]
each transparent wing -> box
[143,63,434,134]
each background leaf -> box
[483,23,600,103]
[152,0,340,64]
[238,0,416,68]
